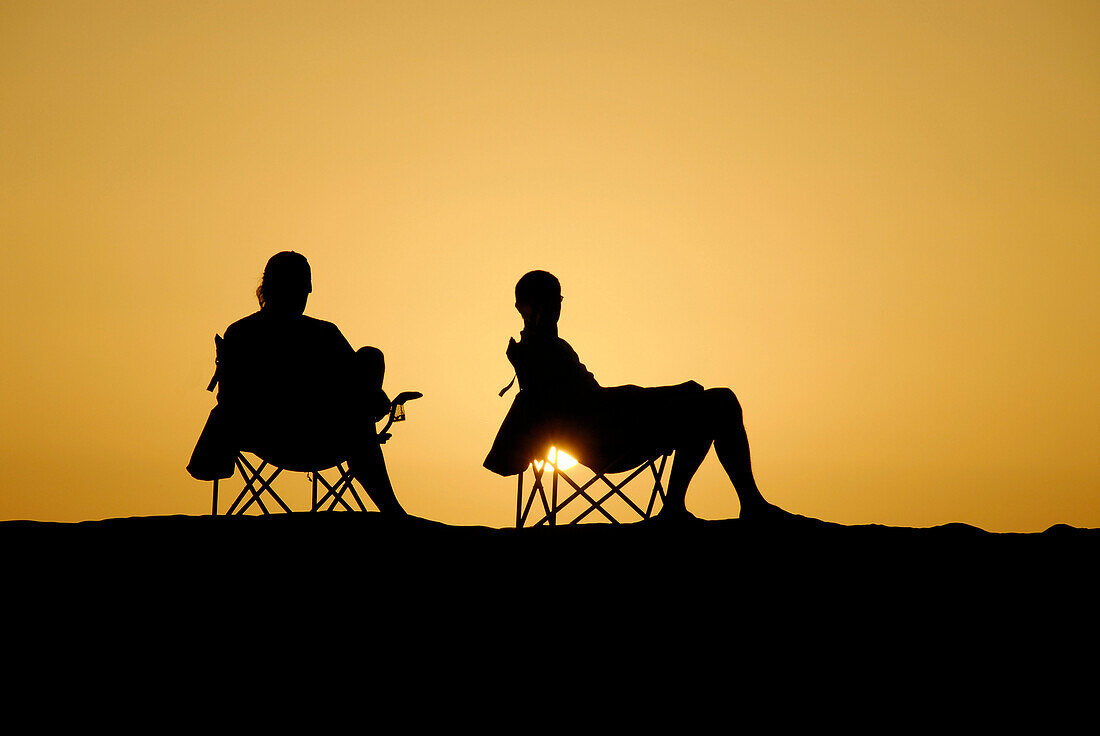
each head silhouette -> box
[515,270,562,329]
[257,251,312,316]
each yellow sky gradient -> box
[1,1,1096,531]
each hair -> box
[514,270,561,307]
[256,251,311,309]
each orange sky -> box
[1,1,1096,531]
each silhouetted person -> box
[484,270,777,521]
[188,251,406,515]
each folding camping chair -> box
[210,391,422,516]
[514,448,672,527]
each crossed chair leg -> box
[212,453,370,515]
[516,453,670,527]
[310,463,369,512]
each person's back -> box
[217,309,355,448]
[188,252,406,518]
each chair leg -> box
[552,468,617,524]
[551,466,558,527]
[216,454,378,515]
[567,476,623,524]
[236,460,279,515]
[534,452,672,525]
[516,469,524,528]
[227,454,293,515]
[645,454,669,518]
[323,474,355,512]
[225,457,256,515]
[312,464,369,512]
[518,463,552,527]
[337,464,369,512]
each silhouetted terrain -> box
[4,511,1095,705]
[5,512,1094,617]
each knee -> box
[355,346,385,384]
[704,387,742,420]
[356,345,384,365]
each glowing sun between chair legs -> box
[517,445,671,527]
[532,446,578,472]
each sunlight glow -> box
[532,446,579,472]
[2,2,1096,532]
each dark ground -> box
[4,511,1095,630]
[3,511,1096,715]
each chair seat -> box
[240,445,350,474]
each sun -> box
[532,446,578,471]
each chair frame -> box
[515,451,671,527]
[212,451,370,516]
[206,389,422,516]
